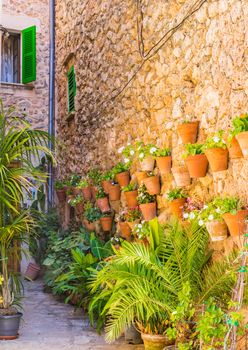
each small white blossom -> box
[124,158,130,164]
[198,220,204,226]
[213,136,220,143]
[137,224,142,228]
[203,205,208,209]
[208,214,214,221]
[118,146,124,154]
[139,152,145,159]
[216,207,221,214]
[130,150,135,156]
[189,212,195,220]
[150,147,157,154]
[183,213,189,219]
[127,143,131,146]
[185,115,191,121]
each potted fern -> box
[122,183,138,208]
[137,185,157,221]
[154,147,172,174]
[96,185,110,213]
[143,172,161,195]
[203,130,229,172]
[184,144,208,178]
[229,114,248,157]
[177,116,199,144]
[167,188,187,218]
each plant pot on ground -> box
[154,148,172,175]
[96,186,110,213]
[112,162,130,188]
[184,144,208,178]
[108,182,121,201]
[167,188,187,218]
[143,173,161,195]
[203,131,229,172]
[123,183,138,208]
[138,185,157,221]
[141,333,174,350]
[177,118,199,144]
[55,180,66,202]
[100,212,113,232]
[24,262,41,281]
[172,166,191,187]
[230,114,248,157]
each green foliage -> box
[136,142,158,159]
[84,203,102,223]
[101,171,114,181]
[68,194,83,207]
[167,188,187,201]
[88,169,102,186]
[96,185,106,199]
[55,180,65,190]
[122,183,137,192]
[184,143,204,157]
[154,148,171,157]
[203,130,227,150]
[112,162,129,175]
[137,184,156,204]
[125,207,142,222]
[70,174,81,187]
[77,178,89,189]
[212,197,241,215]
[229,114,248,139]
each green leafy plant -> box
[77,178,89,189]
[229,114,248,139]
[96,186,106,199]
[137,184,156,204]
[195,201,224,226]
[154,147,171,157]
[70,174,81,187]
[55,180,66,190]
[167,188,187,201]
[125,207,142,222]
[88,169,102,186]
[181,115,198,124]
[101,171,114,181]
[203,130,227,150]
[68,194,83,207]
[118,144,136,165]
[112,162,129,175]
[184,143,204,157]
[84,202,102,223]
[122,183,137,192]
[212,197,241,215]
[136,142,158,160]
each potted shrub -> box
[116,211,132,241]
[137,142,157,171]
[70,174,81,195]
[203,130,229,172]
[112,162,130,188]
[167,188,187,218]
[143,172,161,195]
[230,114,248,157]
[83,201,101,231]
[55,180,66,202]
[122,183,138,208]
[137,185,157,221]
[96,185,110,213]
[68,194,84,215]
[88,169,102,200]
[101,171,113,194]
[154,147,172,174]
[108,181,121,201]
[184,144,208,178]
[125,207,142,229]
[100,212,113,232]
[214,197,248,237]
[177,116,199,144]
[172,166,191,187]
[77,178,92,201]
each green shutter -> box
[22,26,36,84]
[67,66,76,113]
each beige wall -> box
[0,0,49,130]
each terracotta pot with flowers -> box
[203,131,229,172]
[70,174,81,195]
[230,114,248,157]
[126,207,142,229]
[113,162,130,188]
[137,185,157,221]
[96,185,111,213]
[143,172,161,195]
[55,180,66,202]
[83,201,101,231]
[137,142,157,172]
[116,211,132,241]
[68,194,84,215]
[167,188,187,218]
[172,166,191,187]
[122,183,138,208]
[100,212,113,232]
[184,144,208,178]
[177,116,199,144]
[155,147,172,174]
[78,178,92,201]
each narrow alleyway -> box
[1,280,144,350]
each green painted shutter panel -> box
[67,66,76,112]
[22,26,36,84]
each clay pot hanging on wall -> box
[124,190,138,208]
[223,210,248,237]
[83,219,96,231]
[139,202,157,221]
[177,121,199,144]
[76,202,84,215]
[115,171,130,188]
[127,220,140,230]
[96,197,111,213]
[143,176,161,195]
[205,220,228,242]
[236,131,248,157]
[172,166,191,187]
[185,154,208,178]
[135,171,149,185]
[72,187,81,196]
[56,189,66,202]
[140,156,155,172]
[169,198,186,218]
[119,222,132,241]
[156,156,172,174]
[82,186,92,201]
[204,148,229,172]
[100,216,113,232]
[102,180,111,194]
[108,183,121,201]
[228,137,243,159]
[91,186,98,201]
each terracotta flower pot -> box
[143,176,161,195]
[102,180,111,194]
[185,154,208,178]
[76,202,84,215]
[135,171,149,185]
[24,262,41,281]
[124,190,138,208]
[83,219,95,231]
[96,197,110,212]
[223,210,248,237]
[108,184,121,201]
[119,222,132,241]
[177,121,199,144]
[56,189,66,202]
[82,186,92,200]
[140,156,155,171]
[91,186,98,201]
[141,333,175,350]
[236,131,248,157]
[156,156,172,174]
[228,137,243,159]
[172,166,191,187]
[100,216,113,232]
[206,220,228,242]
[115,171,130,187]
[139,202,157,221]
[169,198,186,218]
[204,148,229,172]
[72,187,81,196]
[127,220,140,230]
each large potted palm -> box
[0,100,53,339]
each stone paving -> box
[1,280,144,350]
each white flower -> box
[185,115,191,120]
[216,207,221,214]
[139,152,145,159]
[124,158,130,163]
[127,142,131,146]
[137,224,142,228]
[189,212,195,220]
[203,205,208,209]
[130,150,135,156]
[183,213,189,219]
[208,214,214,221]
[198,220,204,226]
[213,136,220,143]
[150,147,157,154]
[118,146,124,154]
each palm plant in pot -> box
[137,185,157,221]
[167,188,187,218]
[55,180,66,202]
[143,172,161,195]
[77,178,92,201]
[96,185,110,213]
[83,201,101,231]
[203,130,229,172]
[154,147,172,174]
[122,183,138,208]
[184,143,208,178]
[112,162,130,188]
[230,114,248,158]
[177,116,199,144]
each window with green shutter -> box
[67,66,76,113]
[22,26,36,84]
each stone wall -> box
[1,0,49,130]
[55,0,248,248]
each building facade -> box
[0,0,49,130]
